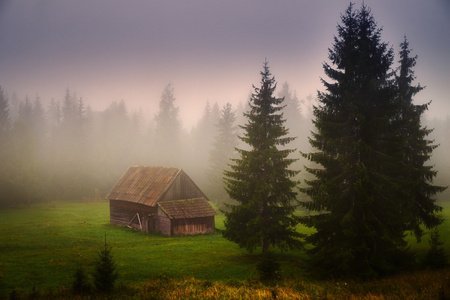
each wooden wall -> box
[160,171,205,202]
[110,199,214,236]
[109,200,156,231]
[156,206,171,235]
[171,216,215,235]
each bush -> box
[93,236,118,293]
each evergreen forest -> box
[0,81,311,209]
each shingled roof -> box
[157,198,217,219]
[106,166,181,206]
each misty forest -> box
[0,82,313,207]
[1,3,450,299]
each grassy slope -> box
[0,200,449,295]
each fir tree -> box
[93,235,118,293]
[10,96,39,206]
[301,4,413,278]
[72,264,91,295]
[208,102,238,207]
[222,60,302,253]
[57,89,89,200]
[153,83,182,166]
[277,82,307,172]
[393,37,445,240]
[277,82,304,140]
[191,101,218,186]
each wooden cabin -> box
[107,166,216,236]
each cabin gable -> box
[159,170,208,202]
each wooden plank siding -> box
[159,171,207,202]
[110,196,215,236]
[171,217,215,235]
[109,200,156,231]
[156,206,171,235]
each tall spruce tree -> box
[222,61,302,253]
[11,97,39,206]
[153,83,182,166]
[393,37,445,240]
[207,102,238,207]
[301,4,412,278]
[190,101,218,186]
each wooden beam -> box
[127,213,143,230]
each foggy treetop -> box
[0,0,449,128]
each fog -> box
[1,81,449,208]
[0,0,449,206]
[1,0,449,128]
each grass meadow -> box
[0,200,449,299]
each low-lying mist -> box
[0,84,448,208]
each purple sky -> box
[1,0,449,129]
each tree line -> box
[0,80,309,208]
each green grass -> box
[0,200,449,297]
[0,201,300,295]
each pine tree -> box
[222,61,302,253]
[154,83,182,166]
[208,102,238,207]
[277,82,306,172]
[300,4,411,278]
[93,236,118,293]
[393,37,445,240]
[277,82,303,134]
[190,101,217,185]
[10,96,39,206]
[57,89,89,200]
[100,100,133,173]
[72,264,91,295]
[31,95,46,139]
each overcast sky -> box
[1,0,449,129]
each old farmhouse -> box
[107,166,216,236]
